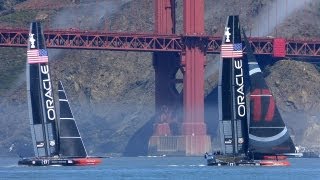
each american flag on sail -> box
[27,49,48,64]
[221,43,243,58]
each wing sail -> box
[219,15,248,155]
[27,21,59,157]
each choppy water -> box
[0,156,319,180]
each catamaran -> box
[205,15,295,166]
[18,21,102,166]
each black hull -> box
[18,157,75,166]
[205,154,291,166]
[18,157,102,166]
[207,160,260,166]
[206,156,260,166]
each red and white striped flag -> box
[27,49,48,64]
[221,43,243,58]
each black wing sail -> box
[26,21,59,157]
[242,31,295,154]
[219,15,248,155]
[58,81,87,157]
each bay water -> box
[1,156,319,180]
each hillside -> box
[0,0,320,156]
[265,60,320,147]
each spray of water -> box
[48,0,132,60]
[51,0,132,30]
[250,0,315,37]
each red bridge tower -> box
[148,0,211,156]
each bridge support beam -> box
[180,0,211,156]
[149,0,184,155]
[153,53,180,114]
[153,0,178,112]
[148,0,211,156]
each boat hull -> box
[207,160,290,167]
[207,160,260,166]
[18,157,102,166]
[260,160,290,166]
[206,155,290,167]
[73,158,102,166]
[260,155,291,166]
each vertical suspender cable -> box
[286,0,288,17]
[258,3,261,37]
[275,0,278,37]
[267,2,270,36]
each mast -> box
[242,30,295,155]
[26,21,59,157]
[219,15,248,155]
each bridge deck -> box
[0,28,319,58]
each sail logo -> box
[225,138,232,144]
[250,89,275,122]
[224,27,231,42]
[29,33,36,48]
[234,59,246,117]
[49,140,55,146]
[40,65,56,121]
[36,142,44,148]
[238,138,244,144]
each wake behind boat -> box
[205,15,295,167]
[18,21,101,166]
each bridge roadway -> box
[0,28,319,58]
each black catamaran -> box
[18,21,101,166]
[205,15,295,166]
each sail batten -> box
[250,94,272,97]
[250,127,286,128]
[60,137,82,139]
[60,118,75,120]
